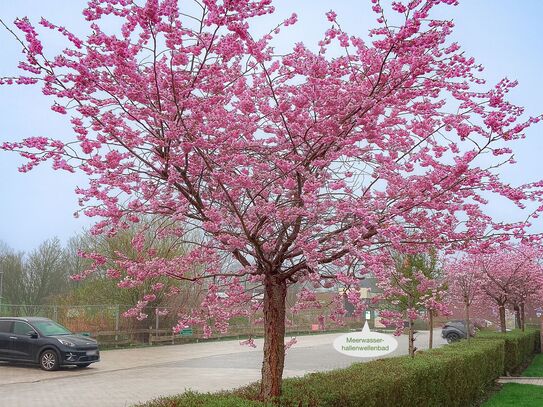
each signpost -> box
[333,322,398,358]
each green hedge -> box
[263,340,504,407]
[475,330,540,374]
[134,392,262,407]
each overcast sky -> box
[0,0,542,252]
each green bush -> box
[535,330,541,351]
[269,340,504,407]
[134,391,264,407]
[475,330,540,374]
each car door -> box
[10,321,37,361]
[0,320,13,358]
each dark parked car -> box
[0,317,100,371]
[441,320,476,343]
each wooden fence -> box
[82,323,341,347]
[1,303,366,347]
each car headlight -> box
[57,338,75,347]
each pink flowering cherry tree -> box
[445,255,487,342]
[500,247,543,331]
[453,245,543,333]
[508,265,543,331]
[1,0,542,399]
[375,250,448,356]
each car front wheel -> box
[446,332,461,343]
[40,350,60,371]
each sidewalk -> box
[498,377,543,386]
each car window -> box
[13,321,35,336]
[0,321,12,333]
[32,320,71,336]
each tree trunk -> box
[260,275,287,401]
[428,310,433,349]
[408,318,415,357]
[520,303,526,332]
[465,302,471,343]
[514,305,521,330]
[499,304,507,333]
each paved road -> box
[0,330,447,407]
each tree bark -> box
[499,304,507,333]
[428,310,433,349]
[408,317,415,357]
[260,275,287,401]
[464,302,471,343]
[514,305,521,330]
[520,303,526,332]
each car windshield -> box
[33,320,72,336]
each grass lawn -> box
[482,383,543,406]
[483,355,543,406]
[523,354,543,377]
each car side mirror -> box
[27,331,38,339]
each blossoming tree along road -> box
[1,0,541,400]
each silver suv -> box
[441,320,476,343]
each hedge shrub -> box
[261,339,505,407]
[134,392,263,407]
[475,329,540,374]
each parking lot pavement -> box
[0,330,446,407]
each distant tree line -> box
[0,219,196,309]
[0,238,74,305]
